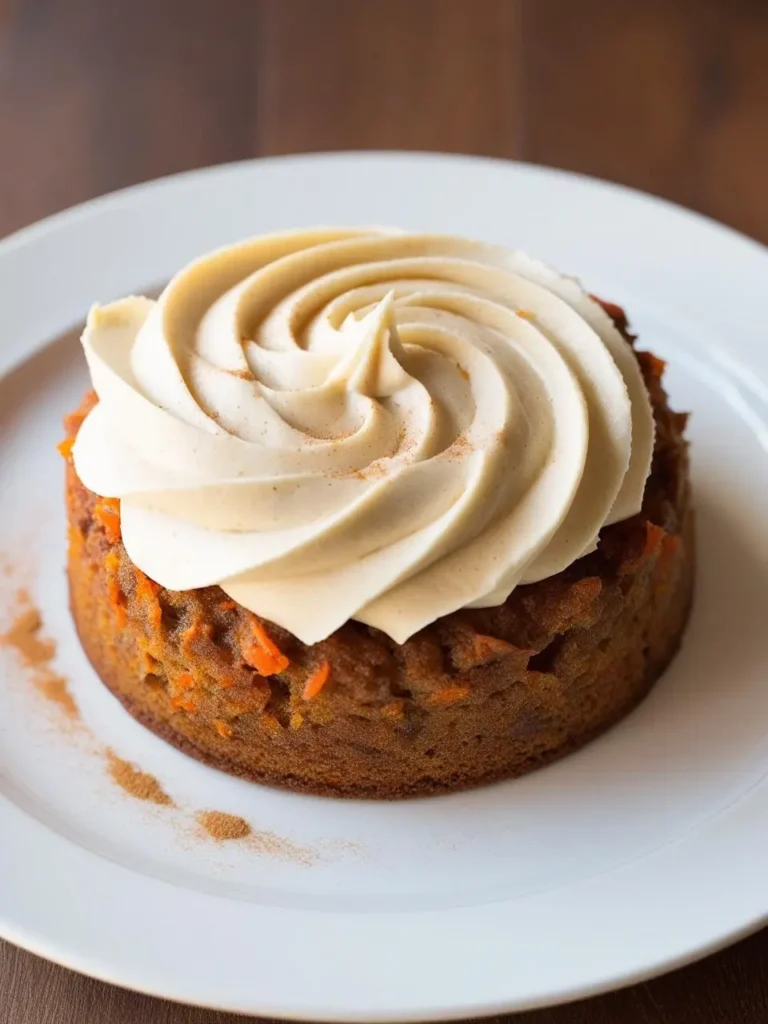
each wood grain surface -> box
[2,1,768,1021]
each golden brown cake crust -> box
[64,306,694,799]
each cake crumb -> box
[106,749,174,805]
[197,810,252,841]
[1,592,78,718]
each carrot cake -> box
[63,229,693,798]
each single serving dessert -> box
[63,228,693,798]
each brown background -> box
[2,0,768,1021]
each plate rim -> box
[4,149,768,264]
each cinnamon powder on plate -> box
[1,592,78,718]
[197,810,252,841]
[106,749,174,806]
[195,810,317,862]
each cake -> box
[63,229,693,798]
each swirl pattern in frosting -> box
[73,229,654,644]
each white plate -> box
[1,153,768,1021]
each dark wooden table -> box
[2,1,768,1021]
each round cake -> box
[64,229,693,798]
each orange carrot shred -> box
[428,684,470,706]
[382,700,405,720]
[104,550,120,575]
[94,500,121,544]
[135,571,159,595]
[171,695,197,713]
[243,622,289,676]
[213,719,233,739]
[106,579,126,629]
[176,673,195,690]
[302,659,331,700]
[135,574,162,630]
[643,522,666,561]
[57,437,74,459]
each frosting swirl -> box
[74,229,654,644]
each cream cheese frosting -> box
[73,228,654,645]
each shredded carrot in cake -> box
[171,695,197,713]
[135,574,162,630]
[302,659,330,700]
[94,498,121,544]
[106,578,126,628]
[104,550,126,626]
[243,622,289,676]
[175,673,195,690]
[57,437,74,459]
[643,522,666,562]
[382,700,405,720]
[428,684,470,706]
[213,719,233,739]
[135,572,160,595]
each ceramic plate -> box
[1,153,767,1021]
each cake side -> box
[63,335,694,799]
